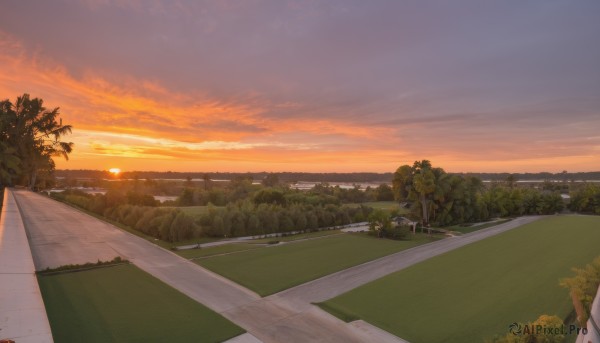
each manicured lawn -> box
[198,233,439,296]
[251,229,342,243]
[177,243,263,259]
[173,236,223,246]
[178,230,344,259]
[38,264,244,343]
[443,218,512,234]
[320,215,600,343]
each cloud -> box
[1,1,599,173]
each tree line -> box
[50,160,599,243]
[568,183,600,214]
[393,160,565,227]
[50,188,374,243]
[175,174,394,207]
[56,169,600,183]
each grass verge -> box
[319,215,600,343]
[38,264,244,342]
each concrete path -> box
[13,190,258,312]
[12,190,542,342]
[0,189,53,343]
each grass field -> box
[319,215,600,343]
[38,264,244,342]
[177,243,263,259]
[198,233,440,296]
[251,229,342,243]
[442,218,512,234]
[177,230,344,259]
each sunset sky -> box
[1,0,599,173]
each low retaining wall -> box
[0,188,53,342]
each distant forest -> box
[55,169,600,183]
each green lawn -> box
[198,233,439,296]
[320,215,600,343]
[251,229,342,243]
[38,264,244,343]
[442,218,512,234]
[177,243,263,259]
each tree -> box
[169,212,195,241]
[253,188,286,205]
[505,174,518,189]
[569,184,600,214]
[0,94,73,189]
[184,175,194,188]
[411,161,437,227]
[0,142,20,186]
[375,183,394,201]
[560,256,600,326]
[392,165,413,202]
[262,173,280,187]
[202,173,211,190]
[368,209,392,238]
[392,161,440,227]
[178,188,195,206]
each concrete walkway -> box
[12,190,542,342]
[0,189,53,343]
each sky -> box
[1,0,599,173]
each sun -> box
[109,168,121,176]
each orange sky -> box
[1,2,599,173]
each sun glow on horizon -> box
[109,168,121,175]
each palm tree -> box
[0,142,21,186]
[413,169,436,228]
[0,94,73,189]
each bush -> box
[486,315,564,343]
[560,255,600,325]
[169,212,195,242]
[37,257,127,275]
[386,226,410,240]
